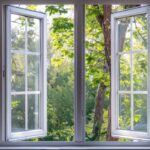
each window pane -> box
[134,94,147,132]
[132,14,148,50]
[28,94,40,130]
[119,94,131,130]
[27,18,40,52]
[11,54,25,91]
[119,54,131,90]
[10,12,42,136]
[11,14,25,50]
[117,17,131,52]
[133,52,147,91]
[11,95,25,132]
[28,55,40,91]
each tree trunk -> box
[92,5,114,140]
[92,82,107,140]
[101,5,116,141]
[93,5,117,141]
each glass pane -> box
[11,95,25,132]
[28,55,40,91]
[11,14,25,50]
[27,18,40,52]
[133,52,147,91]
[28,94,39,130]
[132,14,148,50]
[119,94,131,130]
[134,94,147,132]
[119,54,131,90]
[117,17,131,52]
[11,54,25,91]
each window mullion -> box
[130,17,134,131]
[74,4,85,142]
[25,17,28,131]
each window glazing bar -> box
[130,17,134,131]
[25,17,28,131]
[118,49,147,55]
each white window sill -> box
[0,146,150,149]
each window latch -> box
[3,70,6,77]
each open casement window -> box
[6,6,47,141]
[111,6,150,140]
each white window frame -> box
[111,6,150,140]
[0,0,150,149]
[6,6,47,141]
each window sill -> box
[0,141,150,149]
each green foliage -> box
[27,5,37,11]
[46,5,68,15]
[52,17,73,33]
[44,5,74,141]
[86,5,103,17]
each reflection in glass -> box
[28,55,40,91]
[117,17,131,52]
[119,94,131,130]
[27,18,40,52]
[11,95,25,132]
[11,54,25,91]
[11,14,25,50]
[28,94,39,130]
[119,54,131,90]
[132,14,147,50]
[134,94,147,132]
[133,52,147,91]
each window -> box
[0,0,150,148]
[111,6,150,140]
[6,6,47,141]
